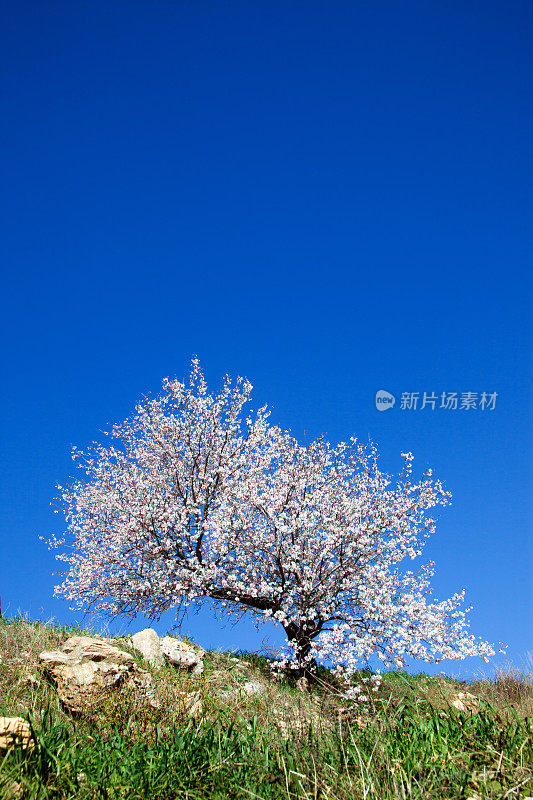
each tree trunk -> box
[284,623,319,683]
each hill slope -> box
[0,616,532,799]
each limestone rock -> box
[160,636,205,658]
[176,689,203,718]
[39,636,153,714]
[131,629,164,668]
[0,778,24,800]
[0,717,34,752]
[450,691,479,712]
[240,681,267,696]
[218,680,267,700]
[160,636,204,675]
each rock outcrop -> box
[38,636,154,714]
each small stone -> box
[0,778,24,799]
[0,717,34,752]
[177,690,203,718]
[240,681,267,696]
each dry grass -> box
[468,660,533,721]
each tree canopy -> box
[47,358,496,676]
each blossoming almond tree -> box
[46,358,497,679]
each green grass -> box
[1,615,532,799]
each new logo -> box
[375,390,396,411]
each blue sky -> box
[1,0,531,680]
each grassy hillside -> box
[0,615,532,799]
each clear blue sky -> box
[1,1,531,680]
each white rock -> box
[131,629,164,668]
[160,636,205,658]
[160,636,204,675]
[0,717,34,752]
[39,636,153,714]
[177,689,203,717]
[240,681,267,696]
[450,691,479,712]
